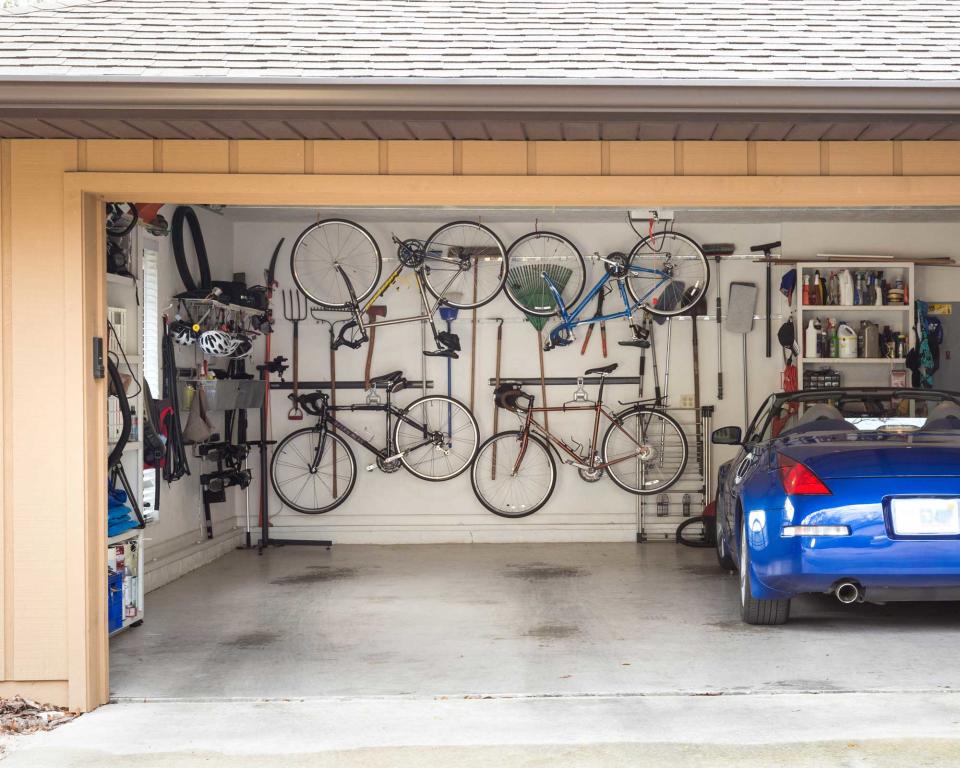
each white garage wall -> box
[232,212,945,544]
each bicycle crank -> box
[577,457,604,483]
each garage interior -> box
[105,202,960,700]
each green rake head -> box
[508,264,572,332]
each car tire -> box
[739,517,790,625]
[716,508,736,571]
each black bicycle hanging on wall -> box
[270,371,480,514]
[289,219,507,357]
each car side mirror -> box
[712,426,743,445]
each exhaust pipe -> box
[835,581,861,604]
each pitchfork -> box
[283,289,308,420]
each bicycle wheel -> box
[602,406,688,495]
[270,429,357,514]
[471,431,556,518]
[290,219,382,309]
[626,231,709,317]
[394,395,479,481]
[504,231,586,318]
[422,221,507,309]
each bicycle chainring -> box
[376,455,402,473]
[604,251,630,278]
[577,459,604,483]
[397,238,426,268]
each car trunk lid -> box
[776,431,960,479]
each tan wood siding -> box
[1,137,960,710]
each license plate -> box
[891,497,960,536]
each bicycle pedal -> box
[423,348,459,359]
[365,464,377,472]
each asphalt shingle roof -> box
[1,0,959,82]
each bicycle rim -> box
[471,432,556,517]
[395,395,479,480]
[626,231,709,317]
[504,231,586,318]
[603,408,688,494]
[291,219,382,308]
[270,430,356,513]
[422,221,506,309]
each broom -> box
[507,265,572,430]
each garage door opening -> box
[103,202,960,700]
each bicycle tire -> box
[290,218,382,309]
[171,206,213,292]
[602,406,688,495]
[504,231,587,318]
[270,429,357,514]
[471,431,556,518]
[106,203,139,238]
[626,231,709,317]
[422,221,507,309]
[107,358,131,470]
[394,395,479,481]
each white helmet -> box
[199,330,234,357]
[230,335,254,359]
[170,320,196,346]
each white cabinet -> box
[795,261,913,389]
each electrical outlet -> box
[679,394,694,408]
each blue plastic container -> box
[108,570,123,633]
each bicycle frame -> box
[545,261,669,347]
[305,390,437,470]
[510,378,650,475]
[334,249,467,349]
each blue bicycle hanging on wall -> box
[502,227,710,350]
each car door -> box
[720,396,775,544]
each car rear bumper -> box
[744,483,960,599]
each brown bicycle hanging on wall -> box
[471,362,688,518]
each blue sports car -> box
[712,388,960,624]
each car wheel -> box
[716,511,735,571]
[739,517,790,625]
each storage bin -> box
[108,569,123,633]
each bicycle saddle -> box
[584,363,618,377]
[368,370,403,387]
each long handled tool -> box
[439,299,461,436]
[579,285,609,356]
[727,282,759,429]
[491,318,504,480]
[283,289,308,420]
[363,305,388,389]
[703,243,735,400]
[686,289,709,491]
[750,241,782,359]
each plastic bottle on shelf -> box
[805,318,821,358]
[802,275,811,305]
[839,270,854,306]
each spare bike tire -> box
[171,206,213,291]
[107,358,131,470]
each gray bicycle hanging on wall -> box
[289,219,507,357]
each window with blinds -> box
[142,246,160,521]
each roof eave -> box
[2,79,960,117]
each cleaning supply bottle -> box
[805,318,821,358]
[838,323,857,358]
[829,319,839,358]
[839,270,854,306]
[802,275,811,305]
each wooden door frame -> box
[64,170,960,710]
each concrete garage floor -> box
[9,543,960,767]
[109,542,960,699]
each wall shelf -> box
[800,304,909,312]
[801,357,906,365]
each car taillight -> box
[778,454,831,496]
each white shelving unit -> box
[795,261,914,389]
[107,228,146,636]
